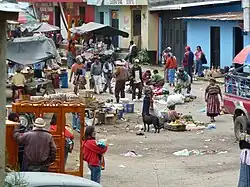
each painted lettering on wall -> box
[104,0,135,5]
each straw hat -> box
[33,118,46,128]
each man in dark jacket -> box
[182,46,194,83]
[13,117,57,172]
[131,59,143,101]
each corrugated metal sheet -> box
[149,0,240,11]
[0,2,23,13]
[174,12,243,21]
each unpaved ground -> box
[7,71,240,187]
[73,81,239,187]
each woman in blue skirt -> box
[238,121,250,187]
[165,53,177,86]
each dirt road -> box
[81,81,239,187]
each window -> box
[175,30,179,44]
[100,12,104,24]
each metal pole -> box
[0,20,7,186]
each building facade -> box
[184,13,243,68]
[149,0,242,66]
[19,0,95,39]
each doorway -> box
[234,27,243,57]
[99,12,104,24]
[132,9,141,36]
[210,27,220,68]
[111,10,119,47]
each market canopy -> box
[70,22,129,38]
[32,22,60,33]
[233,45,250,64]
[7,36,57,65]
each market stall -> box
[6,36,61,98]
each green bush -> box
[136,49,150,65]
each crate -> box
[165,124,186,132]
[124,103,134,113]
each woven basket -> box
[165,124,186,132]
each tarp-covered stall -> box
[70,22,129,38]
[7,36,58,65]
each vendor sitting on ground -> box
[142,70,152,85]
[151,69,164,87]
[166,105,180,122]
[174,68,191,94]
[12,68,26,101]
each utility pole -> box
[243,0,250,44]
[0,3,20,185]
[0,19,7,186]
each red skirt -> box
[207,94,220,117]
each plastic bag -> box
[166,94,185,106]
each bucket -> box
[60,72,68,88]
[117,109,124,119]
[124,103,134,113]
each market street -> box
[77,81,240,187]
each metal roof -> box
[0,1,23,13]
[149,0,240,11]
[174,12,243,21]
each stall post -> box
[0,6,19,185]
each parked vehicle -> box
[5,172,102,187]
[223,64,250,140]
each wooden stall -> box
[8,100,85,176]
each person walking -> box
[131,59,143,101]
[162,46,172,82]
[114,60,128,103]
[13,118,57,172]
[90,56,103,94]
[205,78,222,122]
[103,56,114,94]
[238,122,250,187]
[82,126,108,184]
[182,46,194,83]
[67,39,76,68]
[195,46,204,77]
[165,53,177,86]
[69,55,85,82]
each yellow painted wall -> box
[119,6,131,49]
[118,5,158,51]
[147,12,158,51]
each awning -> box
[32,22,60,33]
[174,12,243,21]
[70,22,129,38]
[7,36,57,65]
[149,0,240,11]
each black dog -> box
[142,114,161,133]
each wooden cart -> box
[8,100,85,176]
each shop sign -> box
[39,7,54,12]
[87,0,103,6]
[104,0,136,5]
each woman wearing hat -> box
[205,77,222,122]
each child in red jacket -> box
[82,126,108,184]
